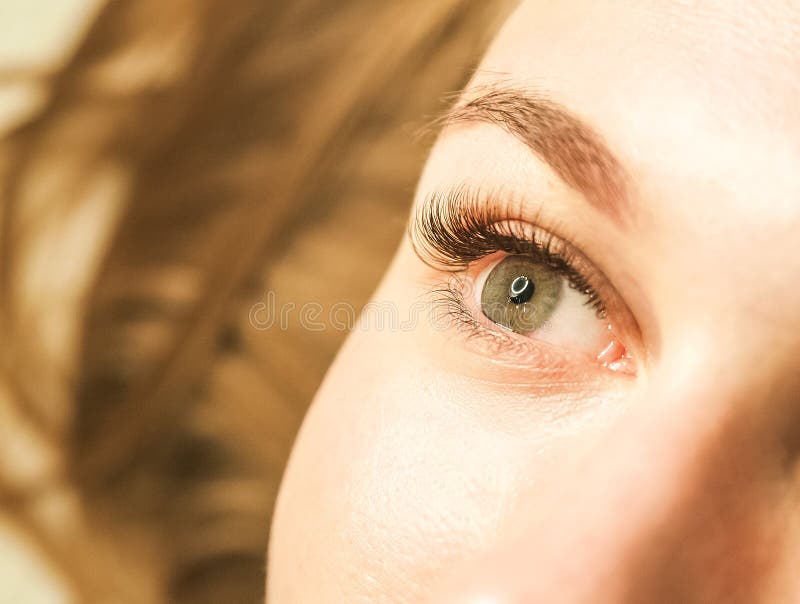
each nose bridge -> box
[580,335,800,602]
[547,375,776,603]
[614,377,786,603]
[431,362,797,604]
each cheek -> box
[268,248,628,603]
[268,325,538,604]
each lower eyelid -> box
[424,252,638,380]
[426,302,628,390]
[426,273,614,374]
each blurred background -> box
[0,1,513,602]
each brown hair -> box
[0,1,514,601]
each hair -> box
[0,1,514,602]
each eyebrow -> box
[442,84,630,224]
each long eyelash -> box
[410,185,607,318]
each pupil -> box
[508,275,534,304]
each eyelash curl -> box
[409,185,607,320]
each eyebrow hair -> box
[442,84,630,224]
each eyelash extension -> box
[410,185,607,319]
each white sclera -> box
[533,279,608,351]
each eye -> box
[477,254,616,355]
[410,187,640,374]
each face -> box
[268,1,800,602]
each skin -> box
[268,1,800,602]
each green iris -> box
[480,255,563,333]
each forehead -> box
[475,0,800,230]
[482,0,800,118]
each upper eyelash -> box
[409,185,607,318]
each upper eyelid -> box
[410,186,608,311]
[410,185,588,279]
[409,184,538,268]
[440,83,632,226]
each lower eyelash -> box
[425,275,598,371]
[427,273,533,354]
[427,275,482,336]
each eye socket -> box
[477,254,618,357]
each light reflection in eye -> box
[477,254,613,354]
